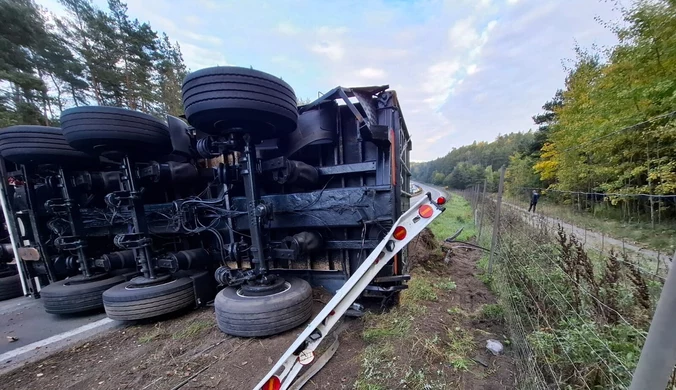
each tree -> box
[431,171,446,185]
[505,153,541,196]
[155,34,187,116]
[530,89,563,156]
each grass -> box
[446,327,476,371]
[479,304,504,323]
[357,269,473,389]
[138,323,166,343]
[447,307,471,317]
[354,344,396,390]
[434,278,457,291]
[172,320,212,339]
[476,254,493,287]
[428,194,477,243]
[362,309,412,342]
[402,276,438,303]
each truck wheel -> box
[214,277,312,337]
[41,274,127,314]
[0,273,23,301]
[0,126,97,166]
[182,66,298,139]
[60,106,173,160]
[103,277,196,321]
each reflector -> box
[437,196,446,205]
[393,226,407,240]
[418,204,434,218]
[262,376,281,390]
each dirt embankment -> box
[0,229,514,389]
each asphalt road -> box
[412,181,447,205]
[0,295,112,367]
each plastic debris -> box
[486,339,504,355]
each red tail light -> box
[418,204,434,218]
[393,226,407,240]
[261,376,281,390]
[437,196,446,205]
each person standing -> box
[528,190,540,212]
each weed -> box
[402,367,447,390]
[138,323,165,343]
[416,334,446,364]
[355,344,395,390]
[402,277,438,303]
[491,204,655,388]
[172,320,212,339]
[434,279,457,291]
[480,304,504,323]
[447,307,470,317]
[478,272,493,287]
[362,310,411,342]
[477,255,489,271]
[451,358,472,371]
[445,327,475,371]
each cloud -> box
[182,31,222,45]
[357,67,387,80]
[448,17,480,49]
[34,0,621,162]
[271,56,306,72]
[316,26,349,36]
[196,0,224,10]
[421,61,461,108]
[185,15,201,25]
[310,41,345,61]
[276,22,300,36]
[181,43,229,69]
[153,15,178,32]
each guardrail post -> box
[488,166,505,275]
[629,248,676,390]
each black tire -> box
[40,274,127,314]
[103,277,195,321]
[182,66,298,138]
[60,106,173,160]
[0,126,97,166]
[214,277,312,337]
[0,273,23,301]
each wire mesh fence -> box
[460,178,674,390]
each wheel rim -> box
[237,280,291,298]
[126,274,174,289]
[64,273,110,285]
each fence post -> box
[477,179,487,243]
[488,166,505,275]
[629,248,676,390]
[650,196,655,230]
[472,184,477,210]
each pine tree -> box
[0,0,59,125]
[155,33,187,116]
[0,0,189,127]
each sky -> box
[38,0,623,162]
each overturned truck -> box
[0,67,413,336]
